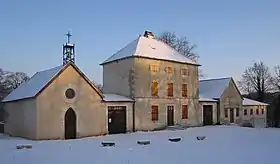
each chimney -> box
[143,31,155,39]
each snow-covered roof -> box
[199,96,218,102]
[103,94,134,102]
[199,77,232,99]
[100,36,199,65]
[2,62,104,103]
[243,98,269,106]
[2,65,63,102]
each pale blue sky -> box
[1,0,279,84]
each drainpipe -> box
[132,100,135,132]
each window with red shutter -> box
[182,105,188,119]
[151,105,159,121]
[224,109,228,118]
[167,83,173,97]
[182,84,187,97]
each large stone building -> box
[101,31,201,130]
[1,31,268,140]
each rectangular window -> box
[181,68,188,76]
[182,105,188,119]
[256,109,259,115]
[244,109,247,116]
[150,64,159,72]
[250,109,253,115]
[182,84,188,97]
[151,105,159,121]
[224,109,228,118]
[236,108,239,117]
[151,81,158,96]
[167,82,173,97]
[261,108,265,115]
[166,66,173,74]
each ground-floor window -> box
[244,109,247,116]
[236,108,239,117]
[224,109,228,118]
[250,109,253,115]
[151,105,159,121]
[256,109,259,115]
[261,108,264,114]
[182,105,188,119]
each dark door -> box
[108,106,127,134]
[203,105,213,125]
[167,105,174,126]
[230,108,234,123]
[65,108,76,139]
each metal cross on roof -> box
[65,31,72,43]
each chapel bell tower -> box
[63,31,75,65]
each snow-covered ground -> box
[0,126,279,164]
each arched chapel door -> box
[64,108,76,139]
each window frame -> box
[244,109,247,116]
[166,66,173,74]
[182,84,188,97]
[224,109,228,118]
[261,108,265,115]
[151,105,159,121]
[150,64,159,72]
[151,81,158,97]
[250,109,253,115]
[181,68,188,77]
[236,108,239,117]
[167,82,173,97]
[182,105,188,119]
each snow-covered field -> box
[0,126,279,164]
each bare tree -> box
[3,72,29,92]
[238,61,271,101]
[158,31,198,61]
[92,80,103,92]
[0,69,29,99]
[157,31,204,77]
[270,65,280,91]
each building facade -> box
[101,32,201,131]
[1,31,269,140]
[242,98,268,128]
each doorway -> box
[65,108,76,139]
[230,108,234,123]
[108,106,127,134]
[167,105,174,126]
[203,105,213,125]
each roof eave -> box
[1,96,35,103]
[100,55,201,66]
